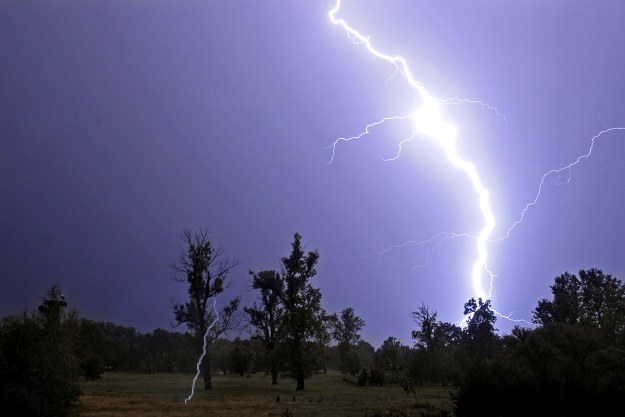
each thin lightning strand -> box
[350,232,471,271]
[380,131,417,162]
[185,297,219,404]
[326,114,413,164]
[494,127,625,243]
[329,0,495,302]
[441,97,510,133]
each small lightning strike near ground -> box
[327,0,625,324]
[185,298,219,404]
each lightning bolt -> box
[327,1,624,326]
[185,297,219,404]
[328,0,495,303]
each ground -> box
[80,372,453,417]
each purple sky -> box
[2,0,625,347]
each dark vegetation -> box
[2,229,625,417]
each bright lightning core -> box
[328,1,496,302]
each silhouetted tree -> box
[411,303,437,351]
[313,310,335,374]
[409,304,462,385]
[454,322,624,417]
[277,233,323,390]
[333,307,366,346]
[533,271,581,325]
[463,298,498,359]
[244,269,284,384]
[412,303,462,353]
[73,319,106,380]
[533,268,625,343]
[434,321,463,349]
[171,229,241,390]
[0,285,81,417]
[375,336,410,385]
[332,307,366,375]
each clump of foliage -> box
[369,368,385,386]
[453,268,625,417]
[355,367,386,387]
[246,233,326,390]
[0,285,82,417]
[332,307,366,375]
[358,368,369,386]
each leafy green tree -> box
[533,268,625,343]
[533,271,581,325]
[171,229,241,390]
[412,303,462,352]
[244,269,284,384]
[0,285,81,417]
[433,321,463,349]
[332,308,366,346]
[578,269,625,340]
[355,340,376,369]
[454,322,624,417]
[375,336,410,385]
[332,307,366,375]
[277,233,323,391]
[408,303,463,385]
[313,310,335,374]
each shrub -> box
[453,323,625,417]
[369,368,385,386]
[80,352,106,380]
[357,368,369,386]
[0,312,82,417]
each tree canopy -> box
[533,268,625,343]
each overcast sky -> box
[2,0,625,347]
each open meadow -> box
[81,372,453,417]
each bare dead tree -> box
[171,229,241,390]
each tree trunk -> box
[271,365,278,385]
[293,335,305,390]
[296,370,305,391]
[202,354,212,390]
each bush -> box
[369,368,385,386]
[357,368,369,386]
[0,312,82,417]
[80,352,106,380]
[453,323,625,417]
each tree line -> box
[2,229,625,417]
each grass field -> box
[81,372,453,417]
